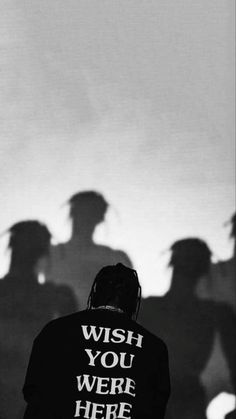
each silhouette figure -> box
[196,214,236,409]
[223,215,236,419]
[211,213,236,309]
[0,220,77,419]
[198,213,236,310]
[139,238,236,419]
[49,191,132,309]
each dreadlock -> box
[87,263,141,320]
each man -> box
[139,238,236,419]
[23,263,170,418]
[48,191,133,310]
[0,220,77,419]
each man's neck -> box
[92,305,124,314]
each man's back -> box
[23,309,170,419]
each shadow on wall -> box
[0,221,77,419]
[200,213,236,419]
[48,190,133,310]
[139,236,236,419]
[1,201,234,419]
[198,213,236,310]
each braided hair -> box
[87,263,141,320]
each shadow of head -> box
[9,220,51,269]
[169,238,212,291]
[69,190,109,231]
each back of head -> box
[9,220,51,266]
[170,238,211,280]
[88,263,141,319]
